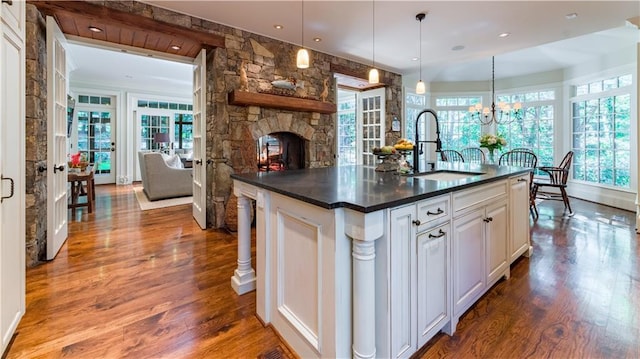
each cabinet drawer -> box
[452,180,507,215]
[416,194,450,232]
[509,174,529,186]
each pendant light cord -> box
[491,56,495,103]
[301,0,304,48]
[419,15,422,81]
[372,0,375,68]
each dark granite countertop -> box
[231,162,531,213]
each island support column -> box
[345,209,384,359]
[231,193,257,294]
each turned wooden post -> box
[345,210,384,359]
[231,194,256,294]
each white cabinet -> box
[1,0,24,37]
[1,0,25,354]
[485,200,509,284]
[381,194,451,358]
[452,208,485,316]
[451,180,509,331]
[416,222,451,347]
[387,204,416,359]
[509,174,532,263]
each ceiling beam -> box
[28,0,225,50]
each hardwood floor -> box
[6,185,294,359]
[415,199,640,358]
[5,185,639,358]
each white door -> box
[357,87,385,166]
[192,49,206,229]
[1,0,25,353]
[75,105,116,184]
[46,16,68,259]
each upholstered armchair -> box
[138,152,192,201]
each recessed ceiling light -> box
[313,37,322,42]
[498,32,510,38]
[452,45,465,51]
[171,45,181,50]
[411,57,419,61]
[88,26,103,33]
[274,24,283,29]
[565,13,578,20]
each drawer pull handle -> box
[428,229,446,239]
[426,208,443,216]
[412,219,421,226]
[483,217,493,223]
[517,178,527,182]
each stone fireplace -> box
[245,110,332,170]
[257,132,305,171]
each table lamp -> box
[153,132,170,152]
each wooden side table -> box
[68,165,95,213]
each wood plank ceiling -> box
[29,1,380,90]
[28,0,225,58]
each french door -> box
[76,107,115,184]
[45,16,68,260]
[336,87,386,166]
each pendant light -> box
[468,56,522,124]
[296,0,310,68]
[368,0,379,83]
[415,13,426,94]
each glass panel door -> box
[76,109,115,184]
[359,88,386,166]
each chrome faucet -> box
[413,109,442,173]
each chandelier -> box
[469,56,522,125]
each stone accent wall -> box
[26,1,404,252]
[25,4,48,266]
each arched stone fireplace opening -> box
[257,132,305,171]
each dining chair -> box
[460,147,486,164]
[532,151,574,215]
[440,149,465,162]
[499,149,538,218]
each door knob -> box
[53,164,65,173]
[194,159,203,165]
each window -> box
[433,96,482,150]
[137,98,193,152]
[174,113,193,150]
[404,92,426,145]
[140,115,170,150]
[571,74,631,188]
[137,99,192,111]
[496,89,556,167]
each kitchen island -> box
[231,162,532,358]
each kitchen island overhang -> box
[230,162,532,358]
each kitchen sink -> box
[412,170,485,181]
